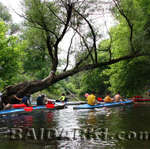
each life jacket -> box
[87,94,96,105]
[104,96,113,102]
[59,96,66,101]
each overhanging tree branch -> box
[47,0,95,66]
[103,8,112,61]
[4,51,149,99]
[74,8,98,63]
[70,26,95,66]
[53,2,73,72]
[113,0,135,53]
[13,9,59,39]
[55,52,150,82]
[63,31,76,71]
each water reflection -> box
[0,104,149,148]
[12,115,33,128]
[87,111,96,125]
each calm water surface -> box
[0,103,150,149]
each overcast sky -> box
[0,0,23,23]
[0,0,116,69]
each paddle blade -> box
[97,97,103,102]
[46,104,55,109]
[13,104,27,108]
[24,107,33,112]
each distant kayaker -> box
[86,93,96,105]
[12,94,31,106]
[56,93,67,102]
[104,92,113,103]
[36,94,46,106]
[114,92,122,102]
[0,94,24,110]
[22,94,31,106]
[2,95,22,110]
[12,95,22,103]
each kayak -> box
[73,100,133,109]
[55,101,86,105]
[11,101,86,110]
[31,100,86,106]
[132,98,150,102]
[12,102,66,109]
[0,103,65,115]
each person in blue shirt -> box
[22,95,31,106]
[36,94,46,106]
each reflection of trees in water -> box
[17,110,58,129]
[0,116,10,128]
[115,105,150,149]
[76,106,138,148]
[87,111,96,125]
[33,111,55,128]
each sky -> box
[0,0,116,69]
[0,0,115,27]
[0,0,23,23]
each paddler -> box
[0,94,30,110]
[36,94,46,105]
[85,93,96,105]
[113,91,123,102]
[57,93,67,102]
[22,94,31,106]
[14,94,32,106]
[104,92,113,103]
[2,95,22,110]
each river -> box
[0,103,150,149]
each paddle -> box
[13,104,27,108]
[23,104,55,112]
[46,104,55,109]
[24,107,33,112]
[97,97,103,102]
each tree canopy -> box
[1,0,150,104]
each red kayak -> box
[132,96,150,102]
[133,98,150,102]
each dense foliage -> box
[107,0,150,96]
[1,0,150,98]
[0,22,25,90]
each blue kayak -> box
[73,100,133,109]
[55,101,86,105]
[0,103,65,115]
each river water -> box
[0,103,150,149]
